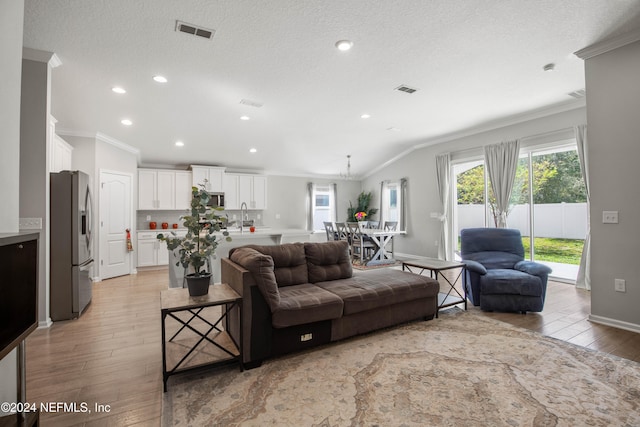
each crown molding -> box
[362,99,586,179]
[575,27,640,60]
[22,47,61,68]
[56,129,140,155]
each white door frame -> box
[97,169,134,281]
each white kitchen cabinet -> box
[137,231,170,267]
[138,169,191,210]
[174,171,193,210]
[223,173,240,210]
[225,173,267,210]
[191,165,225,192]
[252,175,267,210]
[51,134,73,172]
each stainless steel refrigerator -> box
[50,170,94,321]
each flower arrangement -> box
[347,192,378,222]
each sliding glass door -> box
[452,143,586,281]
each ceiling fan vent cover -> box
[394,85,418,94]
[175,21,215,40]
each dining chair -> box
[383,221,398,231]
[367,220,380,229]
[323,222,337,241]
[346,222,377,263]
[335,222,349,243]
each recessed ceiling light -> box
[121,119,133,126]
[249,148,257,153]
[112,87,126,94]
[240,115,250,121]
[543,63,555,72]
[153,75,168,83]
[175,141,184,147]
[361,114,371,119]
[335,40,353,51]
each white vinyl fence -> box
[457,203,587,239]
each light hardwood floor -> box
[25,269,640,426]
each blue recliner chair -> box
[460,228,552,313]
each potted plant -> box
[157,184,231,296]
[347,191,378,222]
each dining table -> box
[359,228,404,266]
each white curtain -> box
[575,125,591,290]
[484,140,521,228]
[435,153,450,260]
[306,182,314,231]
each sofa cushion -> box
[229,247,280,311]
[316,269,439,315]
[230,243,308,286]
[272,284,344,328]
[480,269,543,297]
[304,241,353,283]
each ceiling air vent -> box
[394,85,419,94]
[568,89,586,99]
[175,20,215,40]
[240,99,264,108]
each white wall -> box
[584,38,640,328]
[0,0,23,234]
[0,0,24,409]
[362,107,587,259]
[262,175,363,230]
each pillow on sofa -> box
[304,241,353,283]
[230,243,308,287]
[229,247,281,312]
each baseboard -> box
[394,252,426,260]
[588,314,640,334]
[92,276,102,283]
[38,318,52,329]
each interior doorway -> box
[99,170,133,280]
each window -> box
[310,184,336,232]
[380,180,405,230]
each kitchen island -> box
[168,228,317,287]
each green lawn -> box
[521,237,584,265]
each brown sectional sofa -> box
[221,240,439,368]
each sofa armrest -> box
[463,259,487,275]
[514,260,552,276]
[221,257,273,366]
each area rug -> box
[161,309,640,426]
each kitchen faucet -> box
[240,202,248,233]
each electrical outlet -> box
[603,211,619,224]
[434,240,439,246]
[19,218,42,230]
[146,215,151,221]
[300,333,313,342]
[232,214,237,220]
[275,213,281,219]
[614,279,626,292]
[257,214,261,220]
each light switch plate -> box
[602,211,619,224]
[615,279,626,292]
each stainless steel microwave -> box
[206,192,225,208]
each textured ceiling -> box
[22,0,640,178]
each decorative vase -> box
[185,273,211,296]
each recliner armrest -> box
[514,260,552,276]
[463,260,487,275]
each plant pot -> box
[185,273,211,296]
